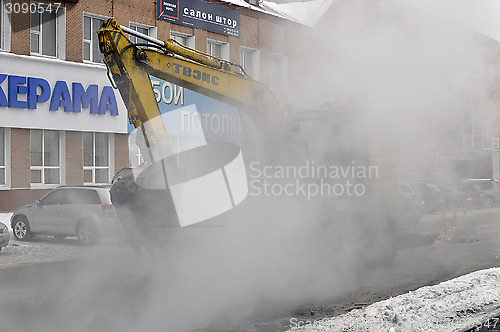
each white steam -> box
[4,1,500,332]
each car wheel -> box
[482,196,494,208]
[12,216,32,241]
[76,220,97,246]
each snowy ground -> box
[0,213,127,268]
[287,267,500,332]
[282,207,500,332]
[2,209,500,332]
[205,207,500,332]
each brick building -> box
[0,0,310,211]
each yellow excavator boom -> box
[98,18,285,161]
[97,18,287,250]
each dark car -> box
[407,182,445,214]
[461,179,500,208]
[399,183,425,210]
[436,184,471,209]
[11,186,120,245]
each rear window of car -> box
[480,182,494,190]
[470,181,494,190]
[62,189,101,205]
[463,180,496,190]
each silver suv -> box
[11,186,119,245]
[462,179,500,208]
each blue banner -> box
[128,76,249,141]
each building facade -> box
[0,0,303,211]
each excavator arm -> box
[97,19,286,251]
[98,18,285,161]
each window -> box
[458,94,491,150]
[269,53,288,92]
[170,31,194,48]
[83,14,106,63]
[207,39,229,60]
[83,132,112,184]
[63,189,100,205]
[0,1,2,49]
[1,0,11,51]
[240,46,260,80]
[40,189,64,205]
[129,22,156,45]
[30,2,64,58]
[0,128,5,186]
[30,129,61,185]
[0,128,9,188]
[128,133,144,168]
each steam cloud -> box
[3,1,499,332]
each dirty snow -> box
[287,267,500,331]
[0,213,127,268]
[3,209,500,331]
[264,0,334,27]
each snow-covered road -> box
[208,208,500,332]
[287,267,500,331]
[2,209,500,332]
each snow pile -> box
[288,268,500,331]
[264,0,334,26]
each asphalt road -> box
[200,208,500,331]
[0,208,499,332]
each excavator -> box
[97,18,438,260]
[97,18,291,250]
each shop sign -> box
[140,76,246,139]
[0,74,118,115]
[157,0,240,38]
[0,52,127,133]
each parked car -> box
[11,186,119,245]
[401,182,445,214]
[435,184,471,209]
[399,183,425,211]
[461,179,500,208]
[0,222,10,251]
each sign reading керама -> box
[157,0,240,38]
